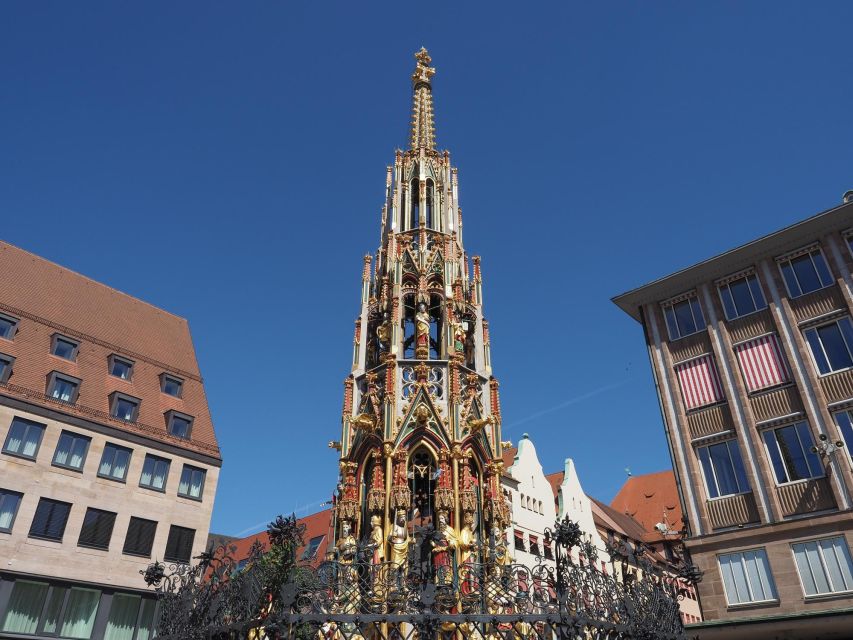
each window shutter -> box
[78,508,117,549]
[165,525,195,563]
[735,334,790,392]
[675,355,724,410]
[124,517,157,556]
[29,498,71,540]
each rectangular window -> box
[60,588,100,639]
[1,580,49,634]
[52,430,91,471]
[301,535,325,561]
[698,440,750,499]
[793,536,853,596]
[675,354,725,410]
[762,422,823,484]
[98,443,132,482]
[109,355,134,381]
[104,594,156,640]
[0,353,14,383]
[779,248,834,298]
[719,273,767,320]
[2,416,46,459]
[51,334,80,361]
[804,317,853,375]
[529,535,541,556]
[123,516,157,557]
[110,392,140,422]
[164,525,196,564]
[663,295,706,340]
[0,313,18,340]
[77,507,117,550]
[0,488,23,532]
[734,333,790,392]
[718,549,777,605]
[161,374,183,397]
[166,411,193,439]
[29,497,72,541]
[139,454,170,491]
[47,371,81,403]
[178,464,206,500]
[514,530,525,551]
[833,409,853,464]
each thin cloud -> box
[504,379,632,431]
[232,499,328,537]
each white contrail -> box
[232,499,328,537]
[503,379,632,431]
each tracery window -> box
[425,179,434,229]
[410,179,420,230]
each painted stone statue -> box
[415,302,430,359]
[430,511,458,585]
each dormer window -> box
[47,371,81,404]
[109,355,134,380]
[51,334,79,361]
[0,353,14,383]
[110,392,140,422]
[0,313,19,340]
[166,410,193,439]
[160,373,183,397]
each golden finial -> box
[412,47,435,87]
[409,47,436,149]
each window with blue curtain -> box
[718,549,777,604]
[3,417,46,459]
[53,431,91,471]
[792,537,853,596]
[698,440,750,498]
[762,422,823,484]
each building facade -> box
[614,198,853,638]
[0,242,220,639]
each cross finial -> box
[409,47,437,150]
[412,47,435,87]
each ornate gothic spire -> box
[409,47,436,150]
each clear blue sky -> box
[3,2,853,536]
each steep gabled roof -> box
[611,470,682,541]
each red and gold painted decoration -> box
[329,48,511,577]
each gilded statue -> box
[365,515,385,566]
[351,413,377,432]
[376,311,391,348]
[336,520,357,565]
[458,511,478,596]
[388,509,409,570]
[467,414,494,435]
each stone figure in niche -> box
[336,520,357,565]
[376,311,391,350]
[415,302,431,359]
[430,511,458,585]
[389,509,410,576]
[458,511,478,595]
[451,315,465,354]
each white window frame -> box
[761,421,824,486]
[803,316,853,377]
[777,245,834,298]
[662,293,706,341]
[717,548,778,606]
[697,439,751,500]
[791,536,853,598]
[717,271,767,321]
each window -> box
[675,354,724,410]
[77,507,117,550]
[51,334,80,361]
[514,530,525,551]
[734,334,790,392]
[663,295,706,340]
[698,440,750,499]
[52,431,91,471]
[530,535,541,556]
[2,416,46,459]
[164,525,196,563]
[178,464,206,500]
[0,313,18,340]
[779,248,833,297]
[47,371,81,403]
[719,273,767,320]
[0,581,101,638]
[0,488,23,532]
[29,497,72,541]
[166,410,193,439]
[123,516,157,557]
[98,443,132,482]
[110,392,140,422]
[301,535,325,561]
[833,410,853,463]
[104,595,156,640]
[793,536,853,596]
[109,355,134,380]
[762,422,823,484]
[0,352,14,383]
[139,454,170,491]
[804,317,853,375]
[160,373,183,397]
[718,549,777,605]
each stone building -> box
[613,195,853,638]
[0,241,220,639]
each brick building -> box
[613,196,853,638]
[0,241,220,639]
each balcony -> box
[776,477,837,517]
[748,385,804,423]
[706,492,761,529]
[787,285,846,323]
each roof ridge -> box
[0,240,188,323]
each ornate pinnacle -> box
[409,47,436,150]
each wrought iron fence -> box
[143,515,695,640]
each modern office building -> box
[0,241,220,640]
[614,197,853,638]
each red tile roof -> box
[610,470,682,541]
[0,241,219,458]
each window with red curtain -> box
[734,333,790,392]
[675,354,724,410]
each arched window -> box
[409,446,436,527]
[428,294,443,359]
[425,179,434,229]
[402,294,417,358]
[410,179,420,230]
[399,185,407,231]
